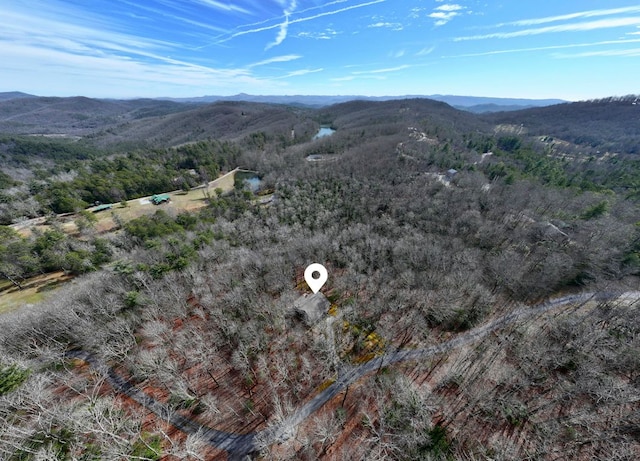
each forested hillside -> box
[483,95,640,154]
[0,97,639,460]
[0,96,199,136]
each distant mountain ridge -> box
[0,91,37,101]
[0,95,198,136]
[159,93,566,111]
[2,92,637,153]
[0,91,565,112]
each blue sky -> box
[1,0,639,99]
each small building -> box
[92,204,113,213]
[446,168,458,178]
[151,194,171,205]
[293,292,330,326]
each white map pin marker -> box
[304,263,328,294]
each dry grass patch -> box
[0,271,72,314]
[12,169,241,237]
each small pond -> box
[244,177,261,192]
[235,171,262,192]
[313,126,336,139]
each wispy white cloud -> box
[0,42,272,97]
[553,48,640,58]
[0,8,175,59]
[266,0,297,49]
[331,75,386,82]
[297,28,339,40]
[119,1,230,34]
[429,3,465,26]
[352,64,411,74]
[331,75,356,82]
[0,1,290,97]
[275,68,324,78]
[331,63,410,83]
[266,15,289,49]
[429,12,454,27]
[247,54,302,68]
[368,22,403,31]
[436,4,464,13]
[416,46,435,56]
[455,17,640,41]
[409,7,425,20]
[193,0,252,15]
[169,16,229,34]
[627,26,640,36]
[445,39,640,58]
[223,0,386,43]
[502,6,640,27]
[220,0,350,38]
[449,39,640,60]
[290,0,385,28]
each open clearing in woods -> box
[0,271,72,314]
[11,168,243,238]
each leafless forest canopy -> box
[0,95,639,460]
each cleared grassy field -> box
[14,168,241,237]
[0,272,72,314]
[96,168,240,231]
[92,187,211,233]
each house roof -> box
[92,204,113,212]
[151,194,170,203]
[293,292,330,326]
